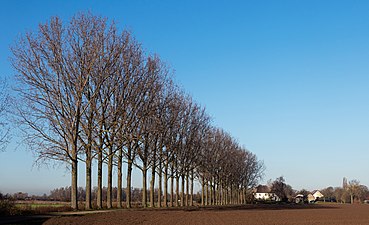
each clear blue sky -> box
[1,0,369,195]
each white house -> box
[254,192,281,202]
[253,185,281,202]
[307,194,315,203]
[311,190,324,200]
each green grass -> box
[11,201,72,215]
[1,200,72,216]
[15,203,67,209]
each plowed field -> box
[43,204,369,225]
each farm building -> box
[311,190,324,200]
[253,185,281,202]
[295,190,324,204]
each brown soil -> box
[42,204,369,225]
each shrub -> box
[0,199,18,216]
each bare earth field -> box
[41,204,369,225]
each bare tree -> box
[132,55,165,208]
[95,84,110,209]
[116,37,145,209]
[112,36,147,208]
[11,13,123,210]
[0,79,10,152]
[270,176,294,202]
[163,91,184,207]
[357,185,369,203]
[347,179,361,204]
[320,186,334,202]
[77,15,125,210]
[240,149,265,203]
[333,187,348,203]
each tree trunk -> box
[220,184,223,205]
[209,182,213,205]
[230,186,233,205]
[176,175,179,207]
[84,123,92,210]
[190,170,194,206]
[224,187,227,205]
[213,182,216,205]
[205,181,208,206]
[170,168,174,207]
[220,182,223,205]
[164,164,168,207]
[158,160,162,208]
[150,166,156,207]
[107,150,113,209]
[225,186,229,205]
[181,175,185,207]
[117,148,123,208]
[185,173,189,206]
[85,90,93,210]
[243,188,247,204]
[201,176,205,206]
[238,189,240,204]
[142,165,147,207]
[71,158,78,210]
[221,185,226,205]
[85,155,92,210]
[97,149,103,209]
[217,183,220,205]
[126,157,133,208]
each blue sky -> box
[1,0,369,195]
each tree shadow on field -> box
[0,215,50,225]
[0,214,83,225]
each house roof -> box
[311,190,324,195]
[255,185,271,193]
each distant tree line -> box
[259,177,369,204]
[11,13,264,210]
[49,186,203,205]
[320,179,369,204]
[0,191,46,201]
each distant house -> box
[295,194,304,203]
[307,194,315,203]
[253,185,281,202]
[311,190,324,200]
[295,190,324,204]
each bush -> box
[0,199,18,216]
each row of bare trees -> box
[11,13,264,210]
